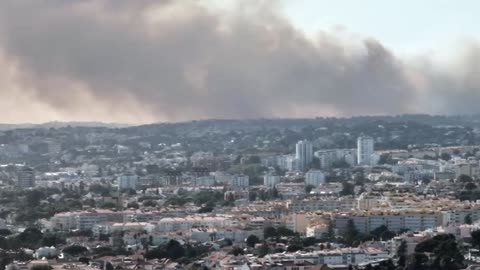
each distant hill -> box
[2,114,480,132]
[131,114,480,133]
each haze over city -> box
[1,0,480,124]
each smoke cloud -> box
[0,0,478,123]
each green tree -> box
[143,200,158,207]
[341,182,355,196]
[63,245,88,256]
[465,214,473,225]
[126,202,139,209]
[331,159,350,169]
[465,182,477,190]
[246,235,259,248]
[344,219,359,246]
[230,246,244,256]
[286,243,302,252]
[458,174,473,183]
[145,247,168,260]
[370,225,396,241]
[327,220,335,241]
[277,227,295,237]
[25,190,46,207]
[166,240,185,259]
[224,192,235,206]
[249,192,257,201]
[415,234,464,270]
[193,191,223,206]
[101,202,117,209]
[264,227,277,239]
[0,229,12,236]
[41,233,66,247]
[257,242,270,257]
[197,206,214,213]
[89,184,110,196]
[431,237,464,270]
[270,186,279,199]
[412,253,429,270]
[302,237,317,247]
[99,234,110,242]
[397,240,407,268]
[18,228,43,249]
[145,164,161,174]
[471,230,480,248]
[305,184,314,194]
[257,190,267,201]
[246,156,261,164]
[311,157,321,169]
[422,176,431,185]
[440,153,452,161]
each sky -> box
[0,0,479,124]
[282,0,479,55]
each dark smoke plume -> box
[0,0,478,123]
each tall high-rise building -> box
[296,140,313,171]
[17,166,35,189]
[357,136,375,165]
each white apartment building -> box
[454,161,480,179]
[191,228,264,243]
[357,194,383,210]
[118,174,138,190]
[0,219,6,230]
[284,155,297,171]
[264,175,281,187]
[49,210,124,230]
[265,248,388,266]
[305,170,325,187]
[357,136,375,165]
[306,224,328,239]
[17,167,35,189]
[195,176,216,186]
[389,223,480,256]
[444,207,480,224]
[274,154,298,171]
[49,212,77,231]
[314,149,357,169]
[156,216,231,232]
[296,140,313,171]
[284,213,309,234]
[334,211,443,234]
[214,172,235,184]
[287,197,357,212]
[231,175,249,190]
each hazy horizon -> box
[2,113,479,128]
[1,1,480,124]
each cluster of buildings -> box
[260,136,376,173]
[39,191,480,249]
[5,122,480,269]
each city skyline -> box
[0,105,479,268]
[1,1,480,124]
